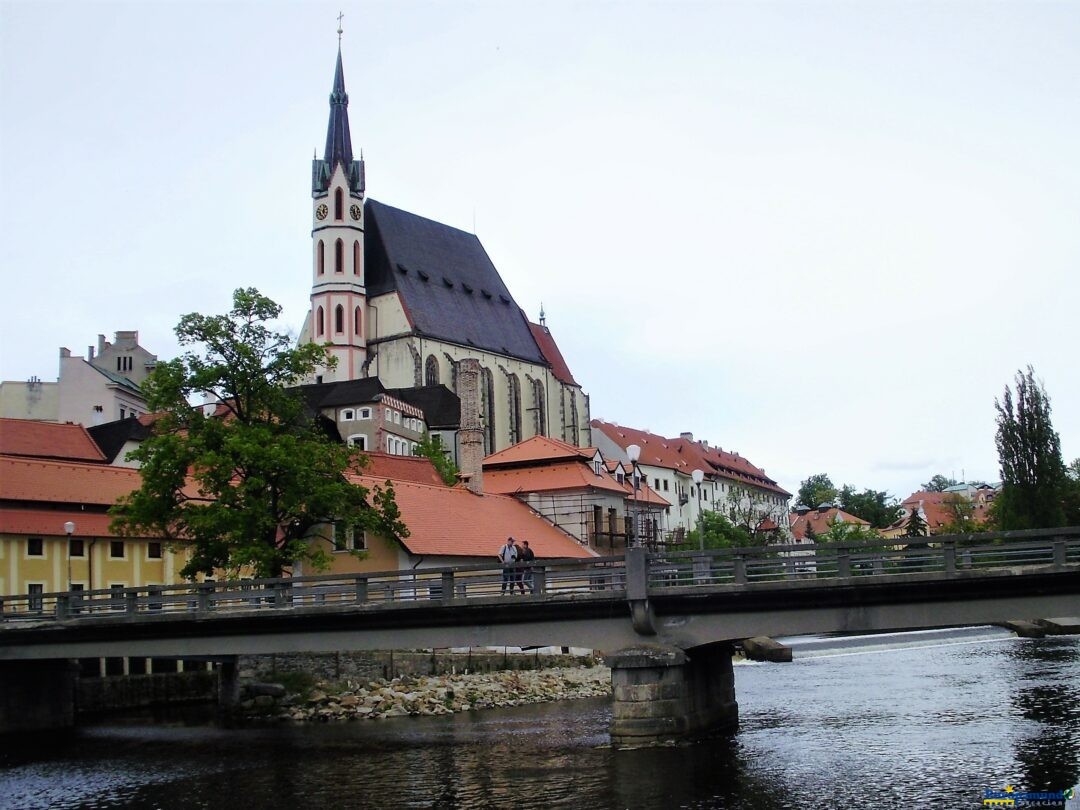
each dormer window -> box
[341,409,354,421]
[594,460,602,476]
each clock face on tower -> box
[316,204,328,221]
[350,204,362,221]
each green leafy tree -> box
[938,493,980,535]
[904,507,928,538]
[921,474,959,492]
[803,523,817,543]
[817,520,880,544]
[838,486,904,529]
[684,510,754,550]
[1063,458,1080,526]
[110,288,408,579]
[414,432,459,486]
[994,366,1067,530]
[797,474,837,509]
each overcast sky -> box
[2,0,1077,500]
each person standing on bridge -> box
[518,540,535,594]
[499,537,519,594]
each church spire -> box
[324,46,354,170]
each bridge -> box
[2,527,1078,745]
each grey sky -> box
[1,0,1077,500]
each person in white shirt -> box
[498,537,518,594]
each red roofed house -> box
[882,488,994,538]
[0,418,107,464]
[591,420,791,542]
[789,505,872,542]
[481,435,670,552]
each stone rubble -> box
[244,665,612,723]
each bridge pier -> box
[217,657,241,710]
[608,643,738,748]
[0,659,78,734]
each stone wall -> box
[0,660,77,733]
[77,671,218,714]
[238,649,595,684]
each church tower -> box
[308,43,366,382]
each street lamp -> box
[64,520,75,591]
[691,469,704,550]
[627,444,641,547]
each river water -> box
[2,630,1078,809]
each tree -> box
[414,432,459,486]
[904,508,928,538]
[111,288,408,579]
[797,474,837,509]
[994,366,1067,530]
[921,474,959,492]
[803,523,817,543]
[684,510,754,550]
[838,486,904,529]
[816,520,880,544]
[1063,458,1080,527]
[938,493,979,535]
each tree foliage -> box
[904,507,928,538]
[110,288,408,579]
[838,486,904,529]
[414,432,459,486]
[796,474,837,509]
[937,493,980,535]
[684,510,755,550]
[994,366,1067,530]
[1064,458,1080,527]
[921,474,959,492]
[816,519,880,544]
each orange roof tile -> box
[0,508,159,539]
[484,435,593,466]
[485,462,630,496]
[0,456,140,505]
[900,490,991,530]
[361,452,447,486]
[351,475,595,559]
[528,322,578,386]
[788,507,870,540]
[0,418,106,463]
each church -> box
[297,45,590,456]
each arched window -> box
[334,188,344,220]
[425,355,439,387]
[334,304,344,333]
[317,306,325,336]
[481,367,495,454]
[317,240,325,275]
[335,239,343,273]
[532,379,546,437]
[354,306,361,336]
[508,373,522,445]
[353,241,360,275]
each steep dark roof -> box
[364,199,546,365]
[324,48,353,170]
[87,417,151,463]
[389,386,460,430]
[294,379,386,411]
[528,322,578,386]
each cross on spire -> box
[337,11,344,42]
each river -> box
[1,629,1077,809]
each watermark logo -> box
[982,785,1076,808]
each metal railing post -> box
[197,583,212,612]
[126,589,139,614]
[532,566,546,598]
[943,541,957,575]
[733,553,747,585]
[355,577,368,604]
[1053,540,1067,569]
[837,551,851,579]
[441,572,455,605]
[872,555,884,575]
[55,594,69,620]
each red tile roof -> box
[0,508,156,539]
[485,461,631,496]
[484,435,593,467]
[0,418,106,463]
[351,475,595,559]
[361,452,447,486]
[899,490,992,531]
[590,420,790,496]
[788,507,869,540]
[528,322,578,386]
[0,456,140,504]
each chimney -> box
[97,334,108,356]
[457,358,484,494]
[680,432,693,442]
[87,346,95,361]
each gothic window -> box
[335,239,344,273]
[425,355,439,387]
[353,240,360,275]
[570,391,580,445]
[481,367,495,454]
[317,240,325,275]
[335,188,344,220]
[317,306,325,336]
[335,304,344,333]
[508,373,522,445]
[532,378,546,437]
[354,306,361,336]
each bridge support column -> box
[0,659,78,734]
[217,657,241,710]
[608,644,738,748]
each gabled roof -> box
[483,435,593,467]
[788,507,869,540]
[364,199,546,365]
[361,452,447,487]
[0,455,139,505]
[0,418,106,463]
[899,490,992,531]
[87,416,152,463]
[485,461,630,497]
[528,322,578,386]
[388,386,460,430]
[296,378,387,410]
[349,475,594,559]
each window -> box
[120,408,126,420]
[27,537,43,556]
[594,460,602,476]
[335,188,344,220]
[28,583,44,612]
[663,480,669,492]
[425,355,439,386]
[655,479,660,490]
[147,542,162,559]
[318,240,325,274]
[358,407,372,420]
[341,409,355,421]
[394,411,401,424]
[347,434,367,450]
[353,241,360,275]
[481,367,495,453]
[354,306,361,336]
[333,521,367,551]
[110,540,125,559]
[616,472,625,484]
[335,304,344,333]
[508,374,522,444]
[335,239,344,273]
[317,306,325,336]
[532,379,546,437]
[69,538,85,557]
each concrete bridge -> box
[2,527,1078,745]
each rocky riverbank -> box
[243,665,612,722]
